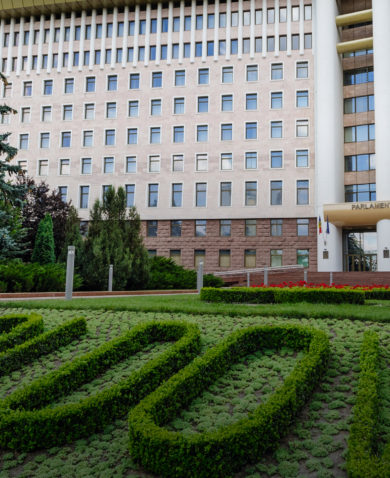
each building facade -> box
[0,0,389,273]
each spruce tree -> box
[31,214,56,264]
[58,205,84,266]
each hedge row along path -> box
[0,308,389,477]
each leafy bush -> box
[128,324,330,477]
[0,320,200,451]
[364,289,390,300]
[0,260,82,292]
[200,287,365,305]
[203,274,224,288]
[347,331,390,477]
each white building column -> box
[314,0,344,271]
[373,0,390,270]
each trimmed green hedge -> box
[200,287,365,305]
[0,314,43,352]
[0,320,200,451]
[0,315,87,376]
[128,324,330,478]
[364,289,390,301]
[347,331,390,478]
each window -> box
[220,219,231,237]
[271,219,282,236]
[80,186,89,209]
[21,107,31,123]
[269,92,283,111]
[344,95,375,114]
[219,250,231,267]
[296,90,309,108]
[197,96,208,113]
[195,183,207,207]
[61,131,71,147]
[175,70,185,86]
[171,183,183,207]
[23,81,32,96]
[198,68,209,85]
[105,129,116,146]
[195,42,202,57]
[194,250,206,268]
[171,220,182,237]
[271,181,282,205]
[172,155,184,172]
[83,130,93,147]
[246,65,258,82]
[129,73,140,89]
[245,219,256,236]
[106,102,117,119]
[127,100,139,117]
[222,66,233,83]
[40,132,50,148]
[196,154,208,172]
[296,120,309,137]
[267,36,275,52]
[103,157,114,173]
[245,249,256,268]
[231,39,238,54]
[174,97,185,114]
[150,128,161,144]
[126,156,137,173]
[271,63,283,80]
[152,71,162,88]
[297,219,309,236]
[246,93,257,110]
[219,40,226,55]
[344,67,374,86]
[305,5,312,20]
[207,41,214,56]
[245,152,257,169]
[170,250,181,265]
[345,154,375,172]
[125,184,135,207]
[43,79,53,95]
[194,124,207,142]
[81,158,92,174]
[127,128,138,144]
[195,220,206,237]
[148,184,159,207]
[41,106,52,122]
[86,76,96,92]
[345,183,376,202]
[297,249,309,268]
[220,182,232,206]
[245,181,257,206]
[292,34,299,50]
[60,158,70,175]
[297,180,309,205]
[344,124,375,143]
[84,103,95,119]
[296,150,309,168]
[19,134,29,150]
[173,126,184,143]
[221,124,232,141]
[62,104,73,121]
[221,94,233,112]
[271,121,283,138]
[220,153,232,170]
[270,249,283,267]
[279,35,287,51]
[148,155,160,172]
[107,75,117,91]
[38,159,49,176]
[271,151,283,168]
[147,220,157,237]
[246,122,257,140]
[296,62,308,79]
[59,186,68,203]
[304,34,312,50]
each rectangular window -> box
[297,180,309,205]
[296,120,309,137]
[297,249,309,268]
[221,123,232,141]
[195,220,206,237]
[150,127,161,144]
[344,67,374,86]
[105,129,115,146]
[198,68,209,85]
[221,94,233,111]
[85,76,96,92]
[271,151,283,168]
[220,153,232,170]
[271,63,283,80]
[219,250,231,267]
[174,97,185,114]
[195,42,202,57]
[80,186,89,209]
[62,105,73,121]
[60,158,70,175]
[23,81,32,96]
[147,220,158,237]
[152,71,162,88]
[148,184,159,207]
[296,62,308,79]
[197,125,208,142]
[271,180,282,205]
[246,93,257,110]
[41,106,52,122]
[222,66,234,83]
[61,131,71,147]
[245,122,257,139]
[271,91,283,109]
[38,159,49,176]
[231,39,238,54]
[59,186,68,203]
[107,75,117,91]
[196,154,208,171]
[40,132,50,148]
[194,250,206,268]
[150,99,161,116]
[245,181,257,206]
[195,183,207,207]
[172,155,184,172]
[170,250,181,265]
[19,134,29,150]
[271,121,283,138]
[81,158,92,174]
[83,130,93,147]
[270,249,282,267]
[197,96,209,113]
[129,73,140,89]
[175,70,185,86]
[173,126,184,143]
[297,218,309,236]
[43,79,53,95]
[127,128,138,144]
[345,183,376,202]
[271,219,282,236]
[345,154,375,172]
[126,156,136,173]
[220,182,232,206]
[304,34,312,49]
[344,124,375,143]
[84,103,95,120]
[125,184,135,207]
[279,35,287,51]
[296,90,309,108]
[245,249,256,268]
[21,107,31,123]
[296,150,309,168]
[245,219,256,236]
[148,155,160,172]
[292,34,299,50]
[245,152,257,169]
[103,156,114,173]
[171,183,183,207]
[171,220,182,237]
[267,36,275,52]
[106,102,117,119]
[220,219,231,237]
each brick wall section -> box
[142,218,317,273]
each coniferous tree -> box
[58,205,84,266]
[31,214,56,264]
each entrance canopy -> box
[324,201,390,227]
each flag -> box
[318,216,322,234]
[326,216,330,234]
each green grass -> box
[0,303,388,477]
[2,294,390,322]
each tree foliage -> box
[31,214,56,264]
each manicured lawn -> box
[0,301,389,477]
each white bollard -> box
[65,246,75,300]
[197,261,204,293]
[264,267,268,286]
[108,264,113,292]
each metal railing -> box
[213,265,306,287]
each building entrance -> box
[343,230,377,272]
